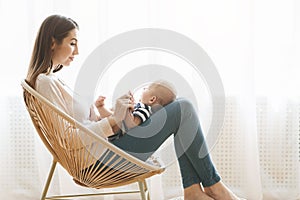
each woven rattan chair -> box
[21,80,164,200]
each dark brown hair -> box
[26,14,79,88]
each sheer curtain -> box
[0,0,299,200]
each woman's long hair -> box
[26,14,79,88]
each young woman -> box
[26,14,244,200]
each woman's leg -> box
[111,98,220,185]
[111,98,181,160]
[171,99,243,200]
[111,98,242,200]
[173,98,220,187]
[176,150,214,200]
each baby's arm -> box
[95,96,125,133]
[124,103,151,130]
[95,96,113,119]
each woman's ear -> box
[51,37,56,50]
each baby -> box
[95,80,177,138]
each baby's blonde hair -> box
[149,80,177,106]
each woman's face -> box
[52,28,79,67]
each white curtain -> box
[0,0,299,200]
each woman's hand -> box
[111,92,134,124]
[128,91,135,105]
[123,110,141,130]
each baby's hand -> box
[95,96,106,108]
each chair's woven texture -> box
[22,80,164,189]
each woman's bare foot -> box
[184,184,214,200]
[204,181,242,200]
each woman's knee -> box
[176,98,196,115]
[163,98,196,121]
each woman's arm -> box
[36,74,116,138]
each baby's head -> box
[140,80,177,106]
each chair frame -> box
[41,161,150,200]
[21,80,164,200]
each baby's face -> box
[139,84,155,105]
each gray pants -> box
[111,98,220,188]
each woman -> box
[26,14,244,200]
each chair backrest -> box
[21,80,164,189]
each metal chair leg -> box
[138,179,150,200]
[41,160,57,200]
[144,179,150,200]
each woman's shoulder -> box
[37,73,57,82]
[36,73,60,90]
